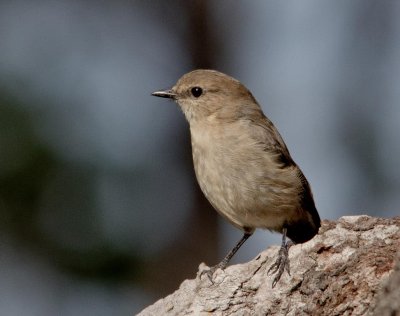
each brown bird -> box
[152,69,321,286]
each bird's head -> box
[152,69,259,124]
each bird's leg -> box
[267,227,293,287]
[202,231,253,281]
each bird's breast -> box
[189,122,302,231]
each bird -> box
[152,69,321,287]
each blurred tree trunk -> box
[143,0,221,296]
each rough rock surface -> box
[138,216,400,316]
[370,251,400,316]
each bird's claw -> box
[267,243,291,287]
[199,262,226,284]
[200,267,216,283]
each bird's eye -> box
[191,87,203,98]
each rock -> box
[138,216,400,316]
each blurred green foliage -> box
[0,92,141,283]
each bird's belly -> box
[192,149,300,231]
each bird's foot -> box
[200,232,253,283]
[267,241,293,287]
[200,261,227,283]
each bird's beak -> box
[151,89,176,99]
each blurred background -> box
[0,0,399,314]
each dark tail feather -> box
[286,173,321,244]
[286,205,321,244]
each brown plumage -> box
[152,69,321,286]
